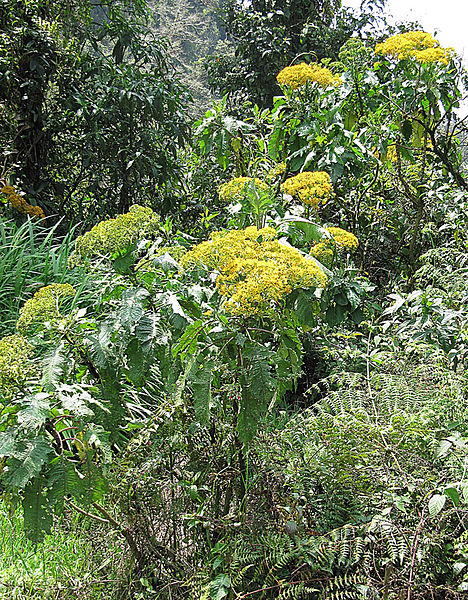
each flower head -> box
[326,227,359,251]
[310,242,334,268]
[281,171,333,208]
[17,283,76,333]
[277,63,342,89]
[1,185,45,219]
[0,334,38,399]
[181,226,327,316]
[218,177,269,203]
[375,31,454,65]
[72,205,160,261]
[266,162,287,183]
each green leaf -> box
[152,253,180,272]
[126,339,147,386]
[120,288,149,330]
[4,437,51,489]
[294,288,318,327]
[191,356,214,425]
[47,457,88,510]
[325,303,346,326]
[86,324,113,370]
[287,217,328,244]
[58,385,94,417]
[210,574,231,600]
[0,429,16,457]
[17,393,50,430]
[401,119,413,141]
[444,487,460,506]
[239,345,277,443]
[76,461,108,506]
[135,313,168,351]
[41,342,67,389]
[22,477,53,544]
[428,493,446,516]
[172,320,204,362]
[112,245,137,274]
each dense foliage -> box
[0,0,189,221]
[2,5,468,599]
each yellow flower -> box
[326,227,359,251]
[0,334,38,399]
[277,63,342,89]
[1,185,45,219]
[310,242,334,267]
[72,205,160,261]
[181,226,327,316]
[281,172,333,208]
[17,284,76,333]
[218,177,269,203]
[266,162,287,182]
[375,31,454,65]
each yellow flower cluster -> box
[310,242,334,268]
[73,205,160,261]
[310,227,358,265]
[181,226,327,316]
[17,283,76,333]
[266,162,287,182]
[1,185,45,219]
[326,227,359,251]
[0,334,37,399]
[375,31,454,65]
[276,63,342,90]
[281,171,333,208]
[218,177,269,203]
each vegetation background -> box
[1,0,468,599]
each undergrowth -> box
[0,502,126,600]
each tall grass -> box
[0,218,85,335]
[0,503,126,599]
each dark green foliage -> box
[206,0,385,107]
[0,0,189,221]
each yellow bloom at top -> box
[181,226,327,316]
[326,227,359,251]
[218,177,269,203]
[281,171,333,208]
[375,31,454,65]
[277,63,342,90]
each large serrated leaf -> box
[41,342,67,389]
[135,312,165,347]
[191,356,214,425]
[47,457,87,510]
[86,323,113,370]
[17,393,50,429]
[172,320,204,362]
[238,345,277,443]
[120,288,149,330]
[22,477,53,544]
[4,437,51,489]
[0,429,16,456]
